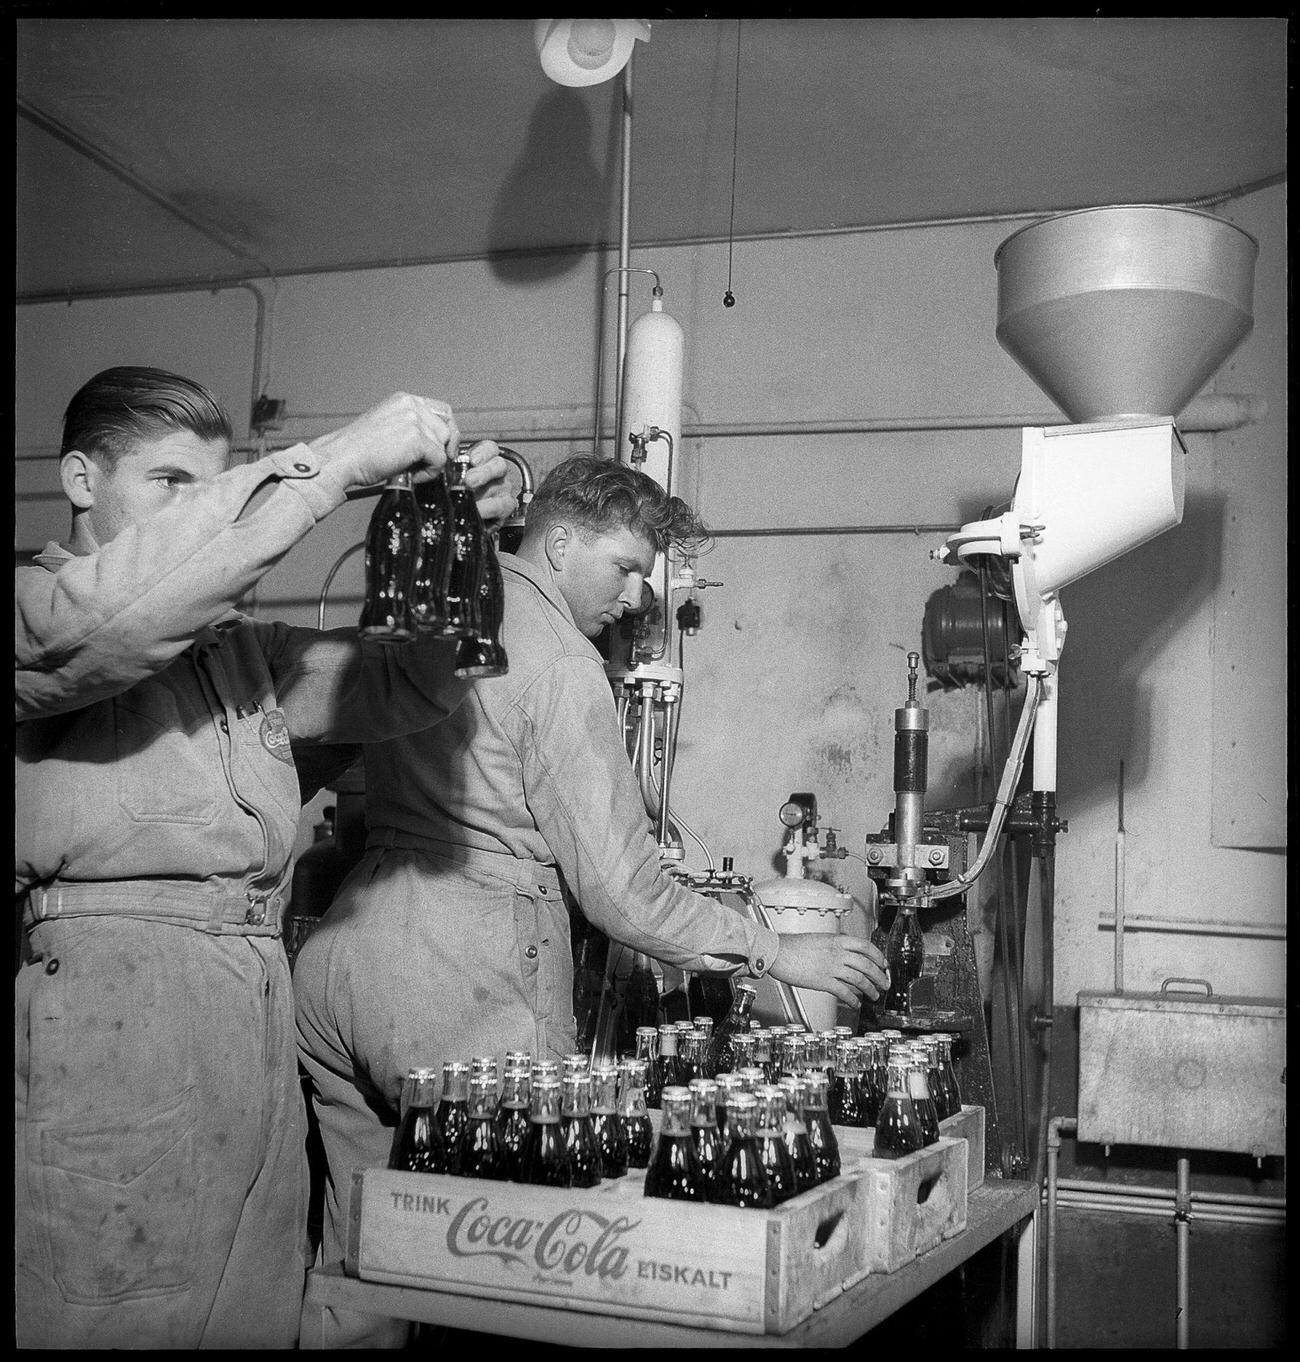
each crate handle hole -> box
[916,1174,939,1205]
[814,1210,845,1250]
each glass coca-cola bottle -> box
[884,904,925,1014]
[904,1048,941,1146]
[359,472,420,643]
[755,1085,799,1204]
[644,1086,705,1202]
[457,1073,509,1179]
[829,1038,868,1128]
[729,1032,756,1073]
[739,1066,768,1095]
[560,1072,603,1188]
[776,1032,806,1082]
[389,1068,450,1173]
[633,1026,662,1109]
[686,971,736,1032]
[752,1029,777,1084]
[558,1067,596,1187]
[932,1033,962,1120]
[776,1076,819,1195]
[561,1053,590,1079]
[410,469,455,635]
[802,1032,827,1083]
[692,1017,715,1045]
[519,1076,572,1187]
[676,1029,707,1086]
[589,1064,628,1179]
[616,1058,654,1169]
[441,448,485,641]
[861,1035,887,1126]
[504,1049,532,1071]
[714,1073,748,1148]
[453,529,508,678]
[703,980,758,1079]
[436,1062,471,1173]
[687,1078,724,1203]
[469,1055,499,1094]
[716,1092,774,1209]
[530,1059,561,1086]
[802,1070,841,1183]
[873,1052,924,1159]
[498,1067,532,1181]
[654,1024,684,1102]
[619,952,662,1057]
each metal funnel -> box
[995,205,1257,422]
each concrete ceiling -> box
[15,17,1288,301]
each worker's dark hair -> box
[61,366,233,468]
[523,455,710,556]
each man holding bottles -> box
[293,454,890,1346]
[14,366,514,1349]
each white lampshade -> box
[533,18,651,87]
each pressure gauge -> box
[779,801,806,829]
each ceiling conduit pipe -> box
[230,392,1263,457]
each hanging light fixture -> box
[533,18,650,87]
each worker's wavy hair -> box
[524,455,711,557]
[61,366,233,468]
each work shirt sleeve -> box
[516,653,780,979]
[15,444,353,722]
[253,621,469,747]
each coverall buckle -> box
[245,890,279,926]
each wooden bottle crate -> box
[848,1136,968,1275]
[345,1162,875,1336]
[836,1105,985,1191]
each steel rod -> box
[1098,914,1285,939]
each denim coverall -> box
[293,551,780,1345]
[15,444,469,1348]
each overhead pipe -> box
[217,392,1263,460]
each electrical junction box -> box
[1076,981,1285,1158]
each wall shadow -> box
[1049,489,1226,813]
[486,88,614,286]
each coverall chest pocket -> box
[113,679,218,825]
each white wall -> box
[15,185,1286,1009]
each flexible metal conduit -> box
[929,673,1043,902]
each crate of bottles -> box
[836,1134,969,1274]
[837,1104,985,1192]
[345,1164,876,1335]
